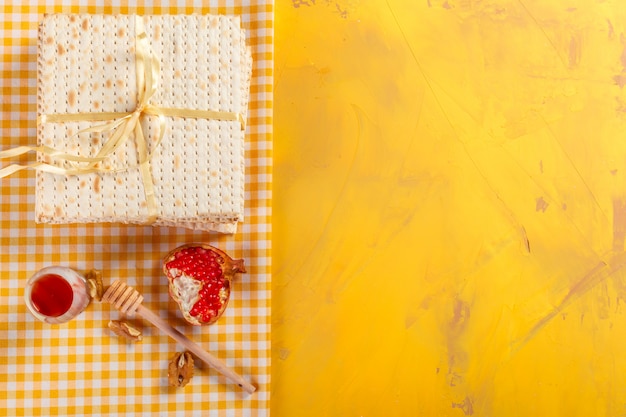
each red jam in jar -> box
[30,273,74,317]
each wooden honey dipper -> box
[102,280,256,394]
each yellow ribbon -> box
[0,16,245,224]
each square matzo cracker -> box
[36,14,252,233]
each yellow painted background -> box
[273,0,626,415]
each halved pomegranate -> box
[163,244,246,325]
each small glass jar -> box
[24,266,91,324]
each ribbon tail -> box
[0,146,38,159]
[73,116,128,134]
[0,163,41,178]
[41,146,109,164]
[78,114,138,170]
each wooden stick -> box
[103,280,256,394]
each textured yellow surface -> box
[274,0,626,415]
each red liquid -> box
[30,274,74,317]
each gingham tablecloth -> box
[0,2,272,416]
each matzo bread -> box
[36,14,252,233]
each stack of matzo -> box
[36,14,252,233]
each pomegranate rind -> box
[163,243,245,325]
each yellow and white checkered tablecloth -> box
[0,1,272,416]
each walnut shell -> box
[168,351,194,387]
[108,320,142,342]
[85,269,104,301]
